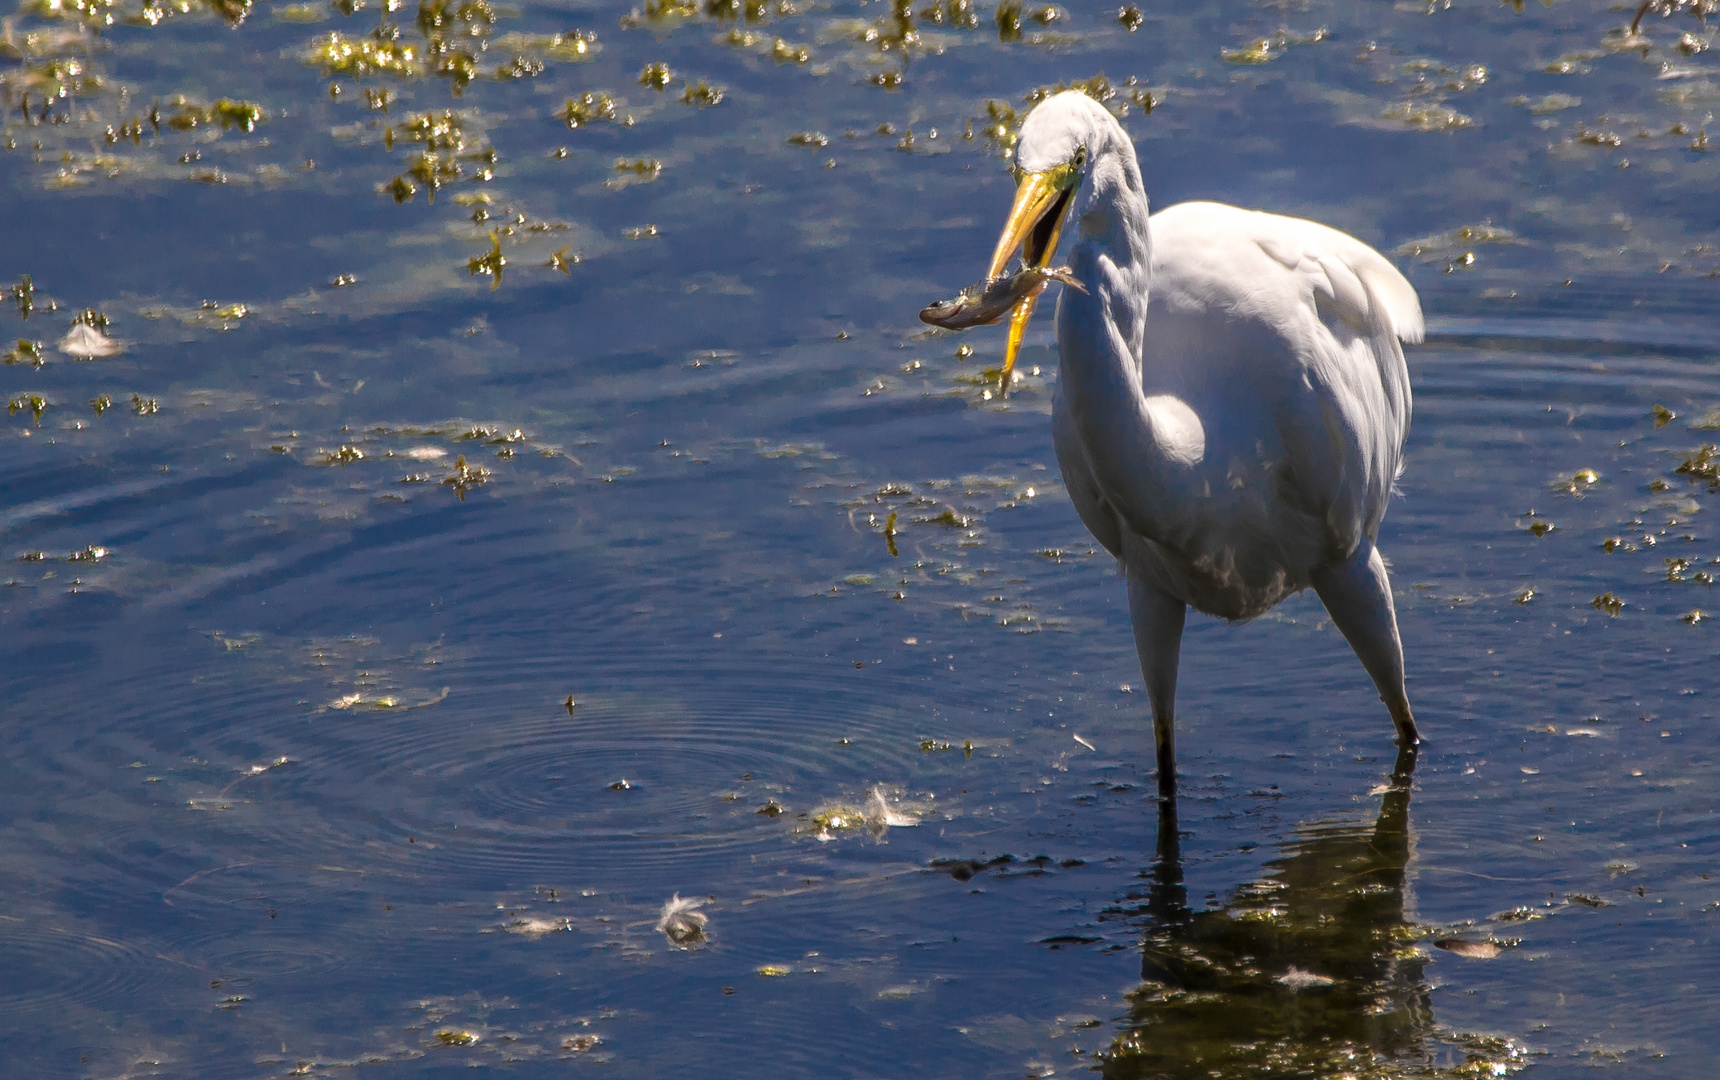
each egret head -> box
[988,91,1121,388]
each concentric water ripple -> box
[0,917,185,1018]
[301,675,951,880]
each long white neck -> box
[1053,141,1195,543]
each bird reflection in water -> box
[1100,748,1529,1078]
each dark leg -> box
[1309,538,1420,746]
[1127,569,1187,801]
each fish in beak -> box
[984,160,1081,394]
[918,265,1086,331]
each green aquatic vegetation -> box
[562,91,618,128]
[11,276,34,321]
[1515,92,1581,114]
[390,108,466,152]
[321,444,365,465]
[1117,3,1141,30]
[995,0,1021,42]
[397,148,463,202]
[1552,468,1600,495]
[545,246,577,274]
[616,0,697,27]
[681,79,723,107]
[89,394,111,415]
[306,32,423,79]
[434,1030,479,1047]
[858,0,921,57]
[1380,100,1475,130]
[2,339,45,367]
[204,0,250,25]
[417,0,494,39]
[920,0,978,28]
[487,30,597,67]
[1025,74,1117,109]
[275,3,325,22]
[810,803,867,829]
[8,394,49,425]
[8,56,103,102]
[604,157,660,190]
[22,0,118,30]
[1690,406,1720,430]
[1542,52,1595,75]
[1593,592,1625,616]
[916,508,970,528]
[884,510,898,557]
[494,54,542,79]
[770,37,809,63]
[1222,33,1289,65]
[466,230,505,289]
[427,45,481,96]
[443,453,490,499]
[1222,27,1327,65]
[161,97,265,133]
[130,393,157,414]
[1576,125,1624,149]
[702,0,756,20]
[638,61,673,89]
[1400,58,1486,95]
[785,130,827,147]
[1675,444,1720,488]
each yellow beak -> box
[987,169,1072,395]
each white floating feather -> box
[656,893,708,945]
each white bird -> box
[930,92,1423,798]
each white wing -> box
[1144,201,1419,555]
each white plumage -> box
[968,92,1423,797]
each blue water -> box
[2,0,1718,1075]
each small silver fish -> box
[919,265,1087,330]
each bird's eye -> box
[1073,145,1087,170]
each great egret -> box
[928,91,1423,798]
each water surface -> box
[2,0,1718,1075]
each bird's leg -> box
[1126,570,1186,801]
[1309,538,1420,747]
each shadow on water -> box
[1102,747,1529,1079]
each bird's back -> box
[1054,200,1421,619]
